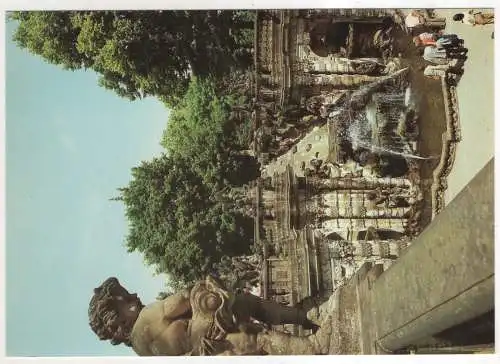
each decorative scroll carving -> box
[432,75,462,216]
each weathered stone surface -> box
[353,159,494,353]
[252,9,492,354]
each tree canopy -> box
[117,77,259,286]
[117,154,255,286]
[161,76,259,190]
[9,10,255,106]
[9,10,260,287]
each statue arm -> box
[161,289,192,320]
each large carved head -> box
[88,277,144,346]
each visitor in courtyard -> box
[412,31,437,46]
[422,65,451,79]
[422,46,467,65]
[421,63,462,85]
[413,33,463,49]
[404,10,446,34]
[453,10,494,26]
[435,34,463,49]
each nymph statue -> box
[89,276,331,355]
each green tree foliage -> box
[9,10,255,106]
[115,77,260,286]
[161,77,259,190]
[117,154,255,286]
[9,10,261,288]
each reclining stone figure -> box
[89,276,329,355]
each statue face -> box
[115,294,142,322]
[103,281,143,344]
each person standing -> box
[422,46,449,65]
[423,45,467,64]
[422,64,462,86]
[423,64,452,79]
[414,33,463,49]
[436,34,463,48]
[413,32,437,46]
[453,10,494,25]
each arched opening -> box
[357,226,378,240]
[357,228,404,240]
[309,22,351,58]
[325,232,344,241]
[377,229,405,240]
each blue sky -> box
[5,20,171,356]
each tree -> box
[9,10,255,106]
[161,76,259,190]
[117,154,254,286]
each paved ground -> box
[432,9,495,204]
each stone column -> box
[299,73,381,89]
[306,56,355,74]
[328,239,407,259]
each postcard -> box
[5,8,495,357]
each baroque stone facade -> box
[252,10,422,310]
[249,10,461,339]
[254,9,396,118]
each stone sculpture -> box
[89,276,332,356]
